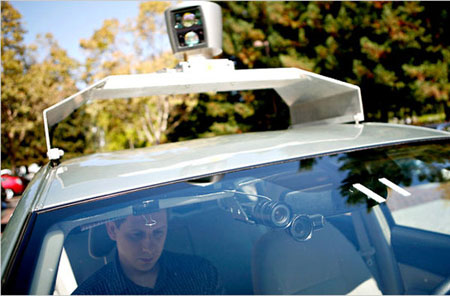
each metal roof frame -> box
[43,60,363,160]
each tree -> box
[218,2,449,123]
[1,2,79,170]
[1,2,28,170]
[76,2,198,150]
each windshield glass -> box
[16,141,450,295]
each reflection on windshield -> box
[334,143,450,211]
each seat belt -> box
[352,211,381,284]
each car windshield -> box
[11,141,450,295]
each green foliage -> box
[168,89,290,142]
[77,2,200,150]
[1,3,80,170]
[219,1,450,122]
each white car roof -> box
[35,122,448,210]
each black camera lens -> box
[271,204,291,227]
[290,215,313,241]
[253,200,291,228]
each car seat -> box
[251,219,383,295]
[88,224,115,263]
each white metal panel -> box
[43,66,364,158]
[91,68,304,99]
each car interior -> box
[49,153,449,295]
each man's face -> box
[106,210,168,274]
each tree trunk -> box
[444,102,450,122]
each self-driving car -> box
[2,2,449,295]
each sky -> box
[11,1,144,62]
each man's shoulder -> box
[162,251,215,271]
[162,251,220,282]
[159,251,222,294]
[71,262,117,295]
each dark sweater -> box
[72,251,223,295]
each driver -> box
[73,209,223,295]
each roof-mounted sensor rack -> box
[43,1,364,162]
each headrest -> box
[88,224,115,259]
